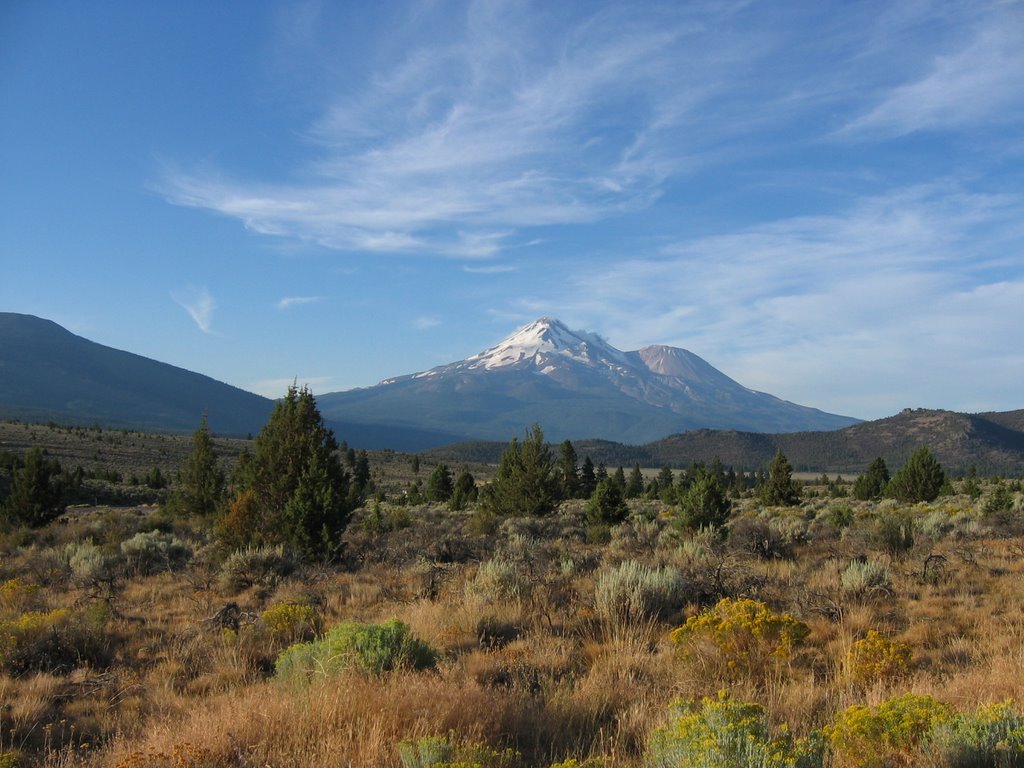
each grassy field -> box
[1,427,1023,767]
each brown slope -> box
[643,408,1024,474]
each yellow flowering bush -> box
[847,630,913,688]
[0,608,70,668]
[260,600,320,645]
[0,578,41,615]
[670,598,810,678]
[826,693,950,767]
[645,691,824,768]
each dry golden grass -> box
[2,481,1023,768]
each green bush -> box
[465,555,533,604]
[398,735,519,768]
[645,691,824,768]
[275,619,436,681]
[928,699,1024,768]
[120,530,192,576]
[594,560,686,628]
[218,544,296,592]
[841,559,893,601]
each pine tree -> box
[586,476,629,526]
[579,456,597,498]
[887,447,945,503]
[449,467,477,511]
[677,469,731,530]
[852,457,889,501]
[1,447,65,528]
[220,385,353,561]
[759,451,802,506]
[481,424,560,517]
[426,463,454,503]
[625,463,644,499]
[170,415,225,517]
[557,440,580,499]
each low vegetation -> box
[1,403,1024,767]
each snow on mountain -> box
[322,316,861,444]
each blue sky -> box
[2,0,1022,421]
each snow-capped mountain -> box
[317,317,860,445]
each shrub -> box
[982,484,1019,528]
[398,735,519,768]
[465,555,533,605]
[275,619,436,681]
[0,577,41,614]
[218,544,296,593]
[594,560,686,628]
[260,600,320,645]
[645,691,824,768]
[826,693,951,768]
[120,530,192,576]
[847,630,913,688]
[874,510,915,556]
[66,541,121,592]
[670,598,810,678]
[928,699,1024,768]
[0,608,69,672]
[841,559,893,601]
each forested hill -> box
[427,408,1024,475]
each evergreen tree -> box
[962,465,982,500]
[170,415,225,517]
[595,463,609,484]
[657,466,677,504]
[759,451,802,506]
[1,447,65,528]
[220,384,353,561]
[425,463,454,503]
[557,440,580,499]
[579,456,597,498]
[677,469,731,530]
[350,449,372,505]
[480,424,560,517]
[586,476,630,526]
[887,446,945,503]
[852,457,889,501]
[625,463,644,499]
[611,466,627,491]
[449,467,477,511]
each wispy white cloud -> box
[463,264,516,274]
[415,315,442,330]
[171,286,215,334]
[840,7,1024,138]
[541,182,1024,417]
[157,2,767,257]
[277,295,321,310]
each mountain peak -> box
[462,317,624,372]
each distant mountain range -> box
[3,312,1022,472]
[0,313,457,446]
[316,316,859,444]
[429,408,1024,476]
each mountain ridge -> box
[318,316,859,443]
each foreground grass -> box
[1,481,1023,767]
